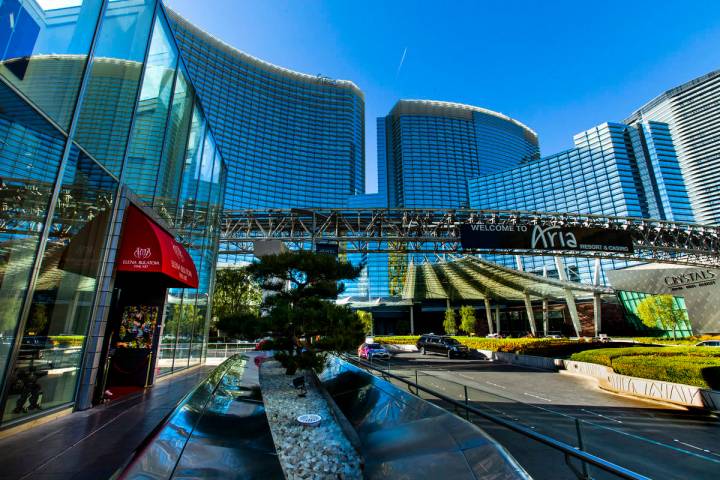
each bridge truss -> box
[220,208,720,267]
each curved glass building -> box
[166,9,365,211]
[0,0,225,427]
[625,70,720,224]
[380,100,539,208]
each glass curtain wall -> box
[0,0,225,425]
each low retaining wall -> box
[384,344,720,410]
[563,359,719,411]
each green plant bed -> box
[630,335,720,346]
[374,335,610,357]
[611,356,720,390]
[571,346,720,389]
[48,335,85,347]
[571,346,720,367]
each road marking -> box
[580,408,623,424]
[486,381,507,390]
[673,439,720,457]
[415,369,720,465]
[523,392,552,402]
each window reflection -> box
[0,77,65,398]
[3,146,115,422]
[0,0,104,129]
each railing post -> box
[225,343,228,359]
[575,418,590,479]
[464,385,469,420]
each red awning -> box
[116,205,198,288]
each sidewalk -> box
[0,365,214,480]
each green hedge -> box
[570,346,720,389]
[48,335,85,347]
[571,346,720,367]
[611,356,720,390]
[630,335,720,346]
[374,335,603,356]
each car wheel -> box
[421,347,426,355]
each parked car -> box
[416,334,470,358]
[695,340,720,347]
[593,334,611,343]
[358,343,390,360]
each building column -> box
[542,298,549,336]
[555,256,582,337]
[409,303,415,335]
[484,297,494,334]
[515,255,524,271]
[593,258,602,335]
[593,293,602,335]
[523,292,537,336]
[495,305,501,335]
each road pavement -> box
[362,352,720,480]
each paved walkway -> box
[0,365,213,480]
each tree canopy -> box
[246,251,364,373]
[636,294,686,340]
[443,307,457,335]
[211,267,262,339]
[459,305,477,335]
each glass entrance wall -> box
[0,0,225,426]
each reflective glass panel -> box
[2,146,116,423]
[0,80,65,394]
[73,0,155,176]
[157,288,181,375]
[124,14,178,201]
[0,0,103,129]
[154,67,193,225]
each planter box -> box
[562,359,717,410]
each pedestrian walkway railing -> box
[205,342,257,358]
[345,354,660,480]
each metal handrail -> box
[342,354,651,480]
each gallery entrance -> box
[98,205,198,401]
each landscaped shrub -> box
[571,346,720,367]
[631,335,720,346]
[48,335,85,347]
[611,355,720,390]
[374,335,601,356]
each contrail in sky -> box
[396,47,408,77]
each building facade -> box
[469,121,694,284]
[625,70,720,225]
[166,8,365,216]
[0,0,225,428]
[381,100,539,209]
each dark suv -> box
[416,334,470,358]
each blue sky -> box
[165,0,720,194]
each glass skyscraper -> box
[380,100,539,208]
[624,70,720,224]
[0,0,224,428]
[165,8,365,214]
[468,121,694,283]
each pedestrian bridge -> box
[220,208,720,267]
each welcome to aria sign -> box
[460,223,634,253]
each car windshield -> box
[444,338,460,345]
[368,343,383,349]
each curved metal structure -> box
[220,208,720,267]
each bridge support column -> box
[555,256,582,337]
[593,258,602,336]
[410,303,415,335]
[523,292,537,336]
[495,305,500,335]
[484,298,494,334]
[542,298,549,336]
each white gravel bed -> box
[260,360,363,480]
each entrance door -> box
[102,273,167,398]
